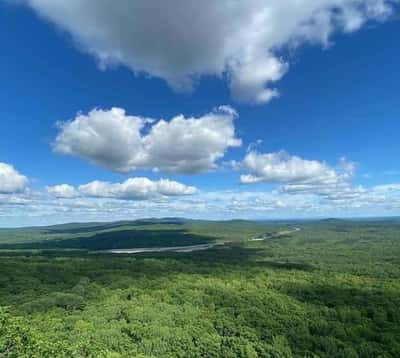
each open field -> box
[0,218,400,357]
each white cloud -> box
[46,184,80,198]
[280,159,357,197]
[12,0,396,103]
[79,177,197,200]
[240,151,342,185]
[46,177,197,201]
[53,106,241,174]
[0,162,28,194]
[2,182,400,226]
[239,151,365,208]
[143,107,241,173]
[318,182,400,210]
[372,183,400,192]
[53,107,146,172]
[234,150,400,216]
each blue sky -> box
[0,1,399,226]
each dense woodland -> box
[0,219,399,357]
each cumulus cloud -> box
[3,181,400,226]
[279,158,356,197]
[53,106,241,173]
[239,151,364,207]
[46,184,80,198]
[240,151,344,185]
[0,162,28,194]
[47,177,197,200]
[11,0,396,103]
[79,177,197,200]
[316,182,400,211]
[53,107,146,172]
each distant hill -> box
[319,218,348,223]
[1,217,398,252]
[0,218,280,251]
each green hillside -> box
[0,219,399,357]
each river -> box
[100,243,217,254]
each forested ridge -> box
[0,219,399,357]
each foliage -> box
[0,219,399,357]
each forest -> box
[0,218,399,357]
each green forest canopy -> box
[0,218,399,357]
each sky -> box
[0,0,399,226]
